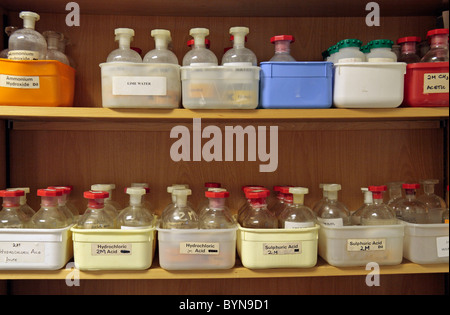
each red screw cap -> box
[396,36,421,44]
[0,190,24,197]
[205,190,229,198]
[37,189,62,197]
[271,35,295,43]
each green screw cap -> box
[368,39,394,49]
[337,39,362,48]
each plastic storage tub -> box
[403,62,449,107]
[0,225,73,270]
[259,61,333,109]
[157,226,237,270]
[333,62,407,108]
[402,221,449,264]
[318,223,404,267]
[71,226,156,270]
[100,62,181,108]
[237,224,319,269]
[181,65,260,109]
[0,59,75,107]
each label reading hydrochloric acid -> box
[347,239,386,252]
[262,242,302,255]
[91,243,132,256]
[0,74,40,89]
[0,242,45,263]
[112,76,167,96]
[436,236,449,258]
[423,73,449,94]
[7,50,39,61]
[179,242,220,255]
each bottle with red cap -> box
[6,187,35,218]
[237,185,266,225]
[116,187,155,229]
[48,186,79,223]
[271,185,289,217]
[91,184,121,215]
[77,190,116,229]
[278,187,316,229]
[397,36,421,63]
[130,183,153,214]
[241,189,277,229]
[197,182,222,213]
[421,29,449,62]
[0,190,29,228]
[199,189,235,229]
[30,189,70,228]
[396,183,428,223]
[417,179,447,223]
[360,186,396,225]
[270,35,296,62]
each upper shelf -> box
[1,0,448,17]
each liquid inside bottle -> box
[199,189,235,229]
[143,29,178,64]
[0,190,29,228]
[241,189,277,229]
[76,190,115,229]
[106,28,142,63]
[270,35,296,62]
[417,179,447,223]
[222,26,257,66]
[316,184,351,226]
[182,28,218,66]
[116,187,155,229]
[397,36,421,63]
[43,31,70,65]
[396,183,428,224]
[30,189,70,229]
[350,188,373,225]
[360,186,397,225]
[161,188,198,229]
[420,28,449,62]
[278,187,316,229]
[6,187,35,218]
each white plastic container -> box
[100,62,181,108]
[237,224,319,269]
[181,65,260,109]
[0,225,73,270]
[157,226,237,270]
[333,62,406,108]
[318,223,404,267]
[402,221,449,264]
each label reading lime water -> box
[436,236,449,258]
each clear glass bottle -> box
[116,187,155,229]
[91,184,121,216]
[270,185,290,217]
[443,185,449,224]
[43,31,70,65]
[30,189,69,228]
[397,36,421,63]
[182,28,218,66]
[76,190,115,229]
[241,189,278,229]
[270,35,296,62]
[278,187,316,229]
[106,28,142,63]
[6,187,35,218]
[199,190,235,229]
[161,188,198,229]
[351,188,373,225]
[57,35,76,68]
[237,185,267,225]
[47,186,79,222]
[417,179,447,224]
[8,11,47,60]
[0,26,19,58]
[386,181,404,217]
[361,186,397,225]
[130,183,153,214]
[161,184,191,217]
[367,39,397,62]
[334,39,365,63]
[197,182,223,213]
[222,26,257,66]
[421,28,449,62]
[396,183,428,224]
[0,190,29,228]
[312,183,329,213]
[143,29,178,64]
[316,184,351,226]
[50,187,75,224]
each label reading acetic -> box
[0,74,40,89]
[91,243,132,256]
[179,242,220,255]
[423,73,449,94]
[0,242,45,263]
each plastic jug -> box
[106,28,142,63]
[222,26,257,66]
[143,29,178,64]
[278,187,316,228]
[182,28,218,66]
[270,35,296,62]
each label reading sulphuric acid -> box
[179,242,219,255]
[262,242,302,255]
[436,236,449,258]
[347,239,386,252]
[0,74,40,89]
[423,73,449,94]
[112,76,167,96]
[91,243,132,256]
[0,242,45,263]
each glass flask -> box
[241,189,277,229]
[91,184,121,216]
[420,28,449,62]
[278,187,316,229]
[270,35,296,62]
[43,31,70,65]
[6,187,35,218]
[417,179,447,223]
[143,29,178,64]
[361,186,397,225]
[222,26,257,66]
[116,187,155,229]
[199,189,236,229]
[366,39,397,62]
[130,183,153,214]
[396,183,428,224]
[30,189,69,228]
[270,185,288,217]
[182,28,218,66]
[106,28,142,63]
[8,11,47,60]
[350,187,373,225]
[57,35,76,68]
[0,26,19,58]
[161,188,198,229]
[334,39,365,63]
[397,36,421,63]
[0,190,29,228]
[77,190,115,229]
[316,184,351,226]
[236,185,266,225]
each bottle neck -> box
[274,41,291,54]
[129,194,143,206]
[119,37,131,49]
[430,35,449,48]
[47,37,59,50]
[405,189,416,200]
[22,18,36,30]
[401,42,417,54]
[423,184,435,195]
[88,199,105,210]
[208,197,225,210]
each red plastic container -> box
[403,61,449,107]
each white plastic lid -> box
[230,26,249,46]
[114,28,135,48]
[126,187,146,206]
[323,184,341,200]
[173,188,192,207]
[289,187,308,204]
[19,11,40,29]
[151,29,171,49]
[190,28,209,46]
[91,184,115,200]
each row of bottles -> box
[397,29,449,63]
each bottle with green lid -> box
[366,39,397,62]
[334,39,365,63]
[326,45,339,63]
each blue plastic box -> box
[259,61,333,109]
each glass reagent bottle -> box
[116,187,155,229]
[182,28,218,66]
[270,35,296,62]
[0,190,29,228]
[222,26,257,66]
[106,28,142,63]
[361,186,396,225]
[143,29,178,64]
[77,191,115,229]
[278,187,316,229]
[199,189,235,229]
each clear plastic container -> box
[241,189,278,229]
[199,190,235,229]
[0,190,29,228]
[421,28,449,62]
[76,190,116,229]
[0,26,18,59]
[143,29,178,64]
[182,28,218,66]
[417,179,447,223]
[278,187,316,228]
[30,189,70,228]
[316,184,351,226]
[350,187,373,225]
[222,27,257,66]
[397,36,421,64]
[270,35,296,62]
[334,39,365,63]
[43,31,70,65]
[8,11,47,60]
[161,188,198,229]
[6,187,35,219]
[106,28,142,63]
[360,185,397,225]
[396,183,428,224]
[366,39,397,62]
[116,187,155,229]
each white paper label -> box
[112,76,167,95]
[91,243,132,256]
[179,242,219,255]
[436,236,449,258]
[0,242,45,263]
[423,73,449,94]
[263,242,301,255]
[318,217,344,227]
[0,74,40,89]
[347,239,386,252]
[7,50,39,61]
[284,221,315,229]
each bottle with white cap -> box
[278,187,316,229]
[161,188,198,229]
[0,190,29,228]
[91,184,121,214]
[130,183,153,214]
[77,190,116,229]
[43,31,70,65]
[182,28,218,66]
[222,26,257,66]
[269,35,296,62]
[161,184,191,216]
[350,188,373,225]
[199,189,235,229]
[417,179,447,223]
[143,29,178,64]
[47,186,79,221]
[316,184,351,226]
[312,183,329,213]
[396,183,428,224]
[30,189,70,228]
[360,186,396,225]
[6,187,35,218]
[7,11,47,60]
[106,28,142,63]
[116,187,155,229]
